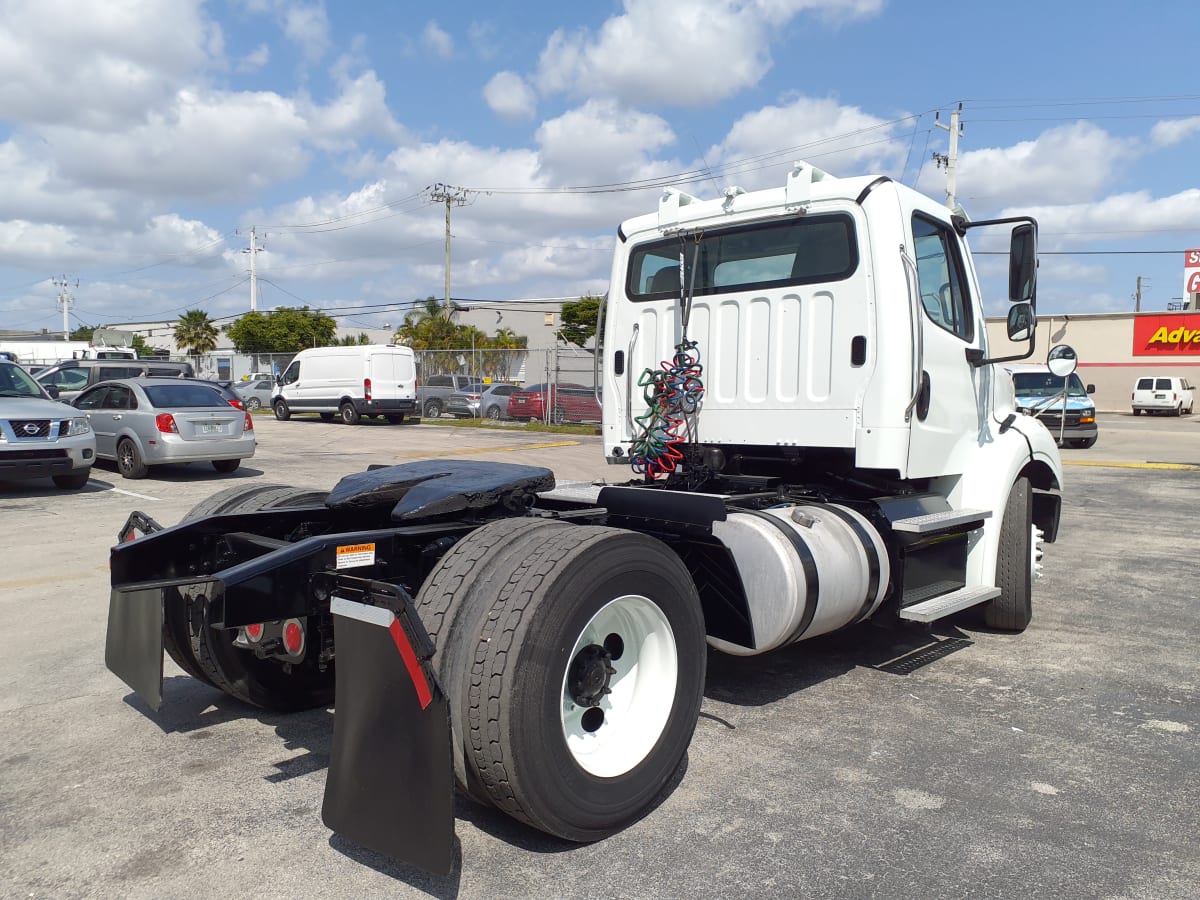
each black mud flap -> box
[104,587,165,711]
[321,580,454,875]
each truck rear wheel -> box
[166,484,333,708]
[414,517,569,804]
[339,402,360,425]
[463,526,706,841]
[984,476,1034,631]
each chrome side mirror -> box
[1047,344,1078,378]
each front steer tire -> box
[984,476,1034,632]
[463,526,706,841]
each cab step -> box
[891,508,990,534]
[898,585,1001,623]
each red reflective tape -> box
[387,617,433,710]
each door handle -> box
[112,414,122,420]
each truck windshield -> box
[626,214,858,301]
[1012,373,1088,398]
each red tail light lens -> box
[244,411,254,431]
[364,377,373,401]
[227,398,244,410]
[155,413,178,433]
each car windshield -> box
[1012,373,1088,398]
[143,383,230,408]
[0,364,44,397]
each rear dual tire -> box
[417,521,706,841]
[164,484,334,709]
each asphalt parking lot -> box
[2,412,1197,899]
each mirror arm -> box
[968,332,1037,367]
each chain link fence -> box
[413,347,597,388]
[181,346,599,389]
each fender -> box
[943,420,1062,592]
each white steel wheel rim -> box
[559,594,678,778]
[1030,524,1045,583]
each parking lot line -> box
[391,440,581,460]
[1064,459,1200,471]
[96,485,163,501]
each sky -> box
[1,0,1199,343]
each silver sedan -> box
[73,378,256,479]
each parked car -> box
[195,379,245,410]
[0,359,95,489]
[233,377,276,411]
[35,358,194,404]
[72,378,255,479]
[446,382,520,420]
[1131,376,1195,416]
[1006,364,1098,449]
[506,383,602,424]
[417,373,475,419]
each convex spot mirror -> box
[1006,303,1035,342]
[1009,224,1037,302]
[1047,344,1078,378]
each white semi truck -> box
[105,161,1066,873]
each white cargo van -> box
[272,345,417,425]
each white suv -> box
[1131,376,1195,416]
[0,361,96,489]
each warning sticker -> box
[336,542,376,570]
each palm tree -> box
[174,309,218,355]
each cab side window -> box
[912,214,974,342]
[280,362,300,385]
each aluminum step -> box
[899,585,1001,623]
[891,508,991,534]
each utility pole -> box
[52,275,78,339]
[241,227,263,312]
[1135,275,1150,312]
[429,184,469,310]
[933,102,963,211]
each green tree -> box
[336,333,371,346]
[395,296,459,349]
[560,295,603,348]
[174,309,219,355]
[70,325,95,341]
[225,306,337,353]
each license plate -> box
[199,422,221,434]
[515,398,526,404]
[1155,393,1166,399]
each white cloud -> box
[535,0,884,106]
[710,96,908,188]
[0,0,218,130]
[422,21,454,59]
[1005,189,1200,239]
[283,3,331,61]
[535,99,677,184]
[1150,117,1200,148]
[237,43,271,73]
[483,72,537,122]
[934,122,1140,209]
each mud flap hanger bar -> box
[318,574,455,875]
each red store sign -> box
[1133,313,1200,356]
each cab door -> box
[905,208,988,478]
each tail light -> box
[282,618,305,656]
[155,413,178,433]
[364,377,373,402]
[244,411,254,431]
[227,398,244,410]
[244,623,264,643]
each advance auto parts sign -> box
[1133,313,1200,356]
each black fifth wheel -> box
[460,525,706,841]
